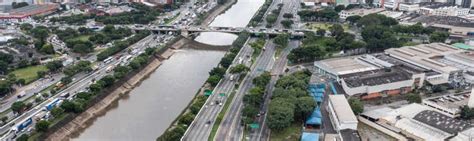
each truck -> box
[230,75,235,81]
[12,118,32,133]
[60,93,70,99]
[34,111,50,121]
[44,98,62,111]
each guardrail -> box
[180,37,251,141]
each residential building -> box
[420,6,469,16]
[399,3,420,12]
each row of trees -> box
[241,72,271,125]
[26,48,158,136]
[248,0,273,27]
[207,32,250,87]
[97,30,151,61]
[297,8,338,22]
[265,3,283,27]
[159,32,251,141]
[266,70,315,131]
[95,3,161,25]
[63,61,92,76]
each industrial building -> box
[315,43,473,100]
[422,92,471,117]
[327,95,358,131]
[361,103,472,141]
[0,4,58,22]
[385,43,468,85]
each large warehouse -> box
[0,4,58,22]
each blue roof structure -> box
[306,107,322,125]
[301,132,319,141]
[309,83,325,102]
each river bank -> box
[44,36,187,141]
[44,1,242,139]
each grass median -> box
[208,90,236,141]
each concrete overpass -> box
[130,25,309,38]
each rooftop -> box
[328,95,357,123]
[0,4,58,18]
[413,110,472,134]
[411,16,474,27]
[452,43,473,50]
[340,67,412,88]
[314,56,379,76]
[423,92,471,114]
[419,2,455,9]
[385,43,463,74]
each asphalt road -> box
[214,40,276,141]
[0,34,163,140]
[248,40,299,141]
[182,38,255,141]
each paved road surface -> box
[214,40,276,141]
[248,40,299,141]
[182,38,254,141]
[0,34,163,141]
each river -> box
[72,0,263,140]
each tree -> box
[12,2,28,9]
[30,26,49,41]
[295,96,317,120]
[0,61,7,74]
[316,28,326,36]
[19,23,33,31]
[229,64,249,74]
[35,120,50,132]
[348,98,364,115]
[1,116,8,124]
[178,113,195,125]
[406,93,422,103]
[89,83,103,93]
[16,134,29,141]
[16,79,25,86]
[209,67,226,77]
[330,24,344,37]
[362,25,400,52]
[460,106,474,119]
[283,13,293,18]
[100,75,116,87]
[273,34,289,48]
[335,5,345,12]
[46,60,63,72]
[40,44,55,54]
[253,72,271,88]
[11,101,26,114]
[429,31,449,43]
[61,100,83,113]
[219,54,236,68]
[266,14,278,25]
[346,15,361,24]
[280,20,294,28]
[267,98,294,130]
[61,76,72,85]
[50,107,64,118]
[207,75,221,87]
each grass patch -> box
[70,35,91,42]
[10,65,48,84]
[164,14,179,25]
[208,90,237,141]
[269,122,302,141]
[305,23,349,31]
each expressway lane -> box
[214,40,276,141]
[249,40,299,141]
[0,34,163,140]
[182,38,255,141]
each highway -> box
[214,40,276,141]
[0,34,163,140]
[182,38,255,141]
[248,40,299,141]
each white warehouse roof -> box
[328,95,357,123]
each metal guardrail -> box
[180,37,251,141]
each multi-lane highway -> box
[248,40,299,141]
[0,34,163,140]
[214,40,276,141]
[182,38,254,141]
